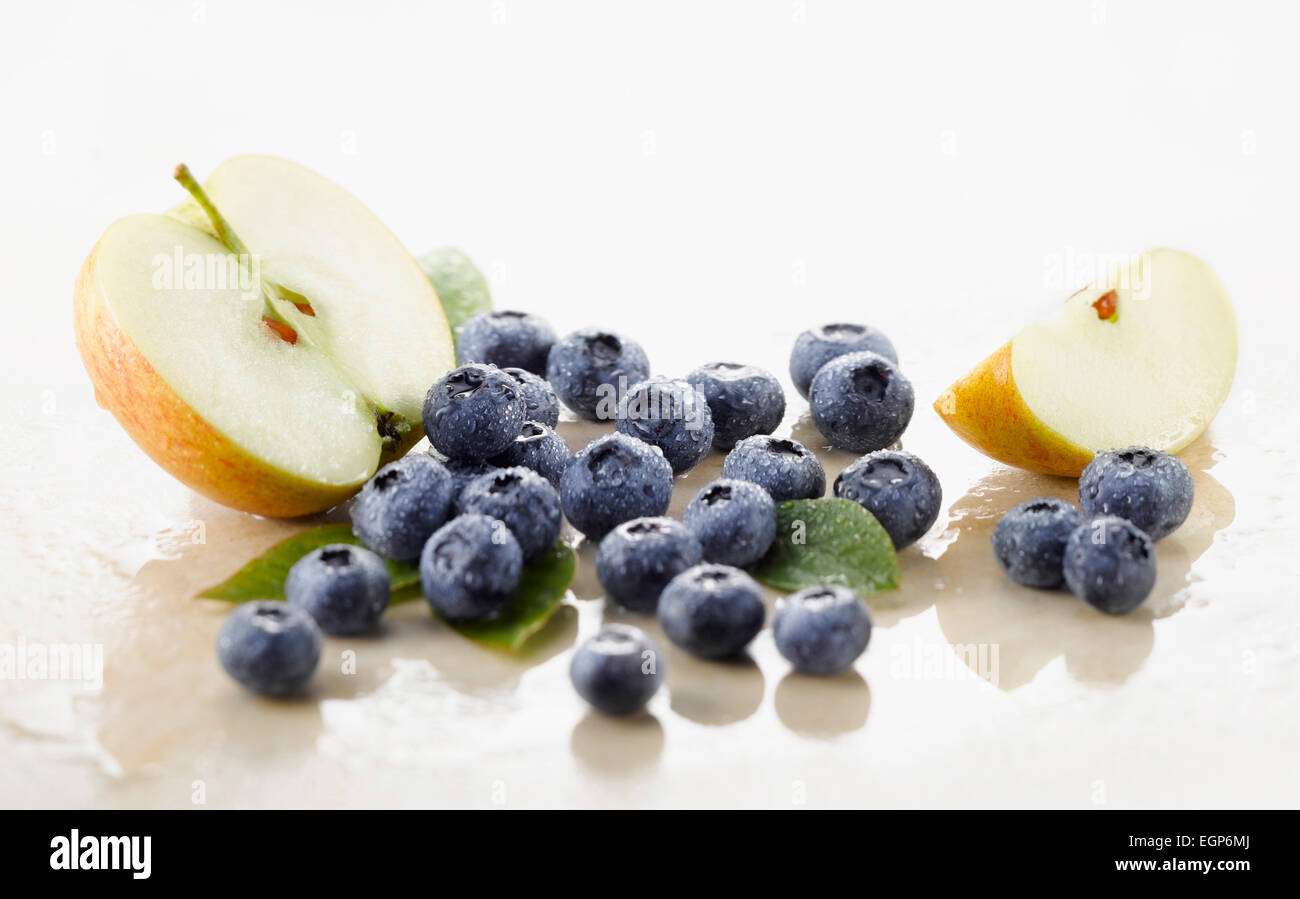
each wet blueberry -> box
[834,450,941,549]
[217,601,322,697]
[546,329,650,421]
[681,478,777,567]
[456,310,557,376]
[790,322,898,399]
[615,376,715,474]
[351,453,456,562]
[1078,447,1193,541]
[458,466,562,561]
[488,421,572,488]
[423,362,526,461]
[721,435,826,502]
[1063,516,1157,614]
[772,585,872,675]
[419,513,523,622]
[657,564,766,660]
[502,366,560,428]
[992,497,1085,589]
[685,362,786,451]
[596,517,703,613]
[285,543,390,635]
[560,433,673,540]
[809,351,914,454]
[570,624,664,715]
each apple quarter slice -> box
[1013,249,1236,454]
[936,249,1237,477]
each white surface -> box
[2,0,1298,808]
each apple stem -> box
[173,163,314,336]
[173,164,250,257]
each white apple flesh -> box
[935,249,1237,476]
[74,156,455,517]
[1013,249,1237,452]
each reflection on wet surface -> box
[667,651,765,726]
[81,416,1244,792]
[571,711,665,777]
[774,671,871,738]
[932,436,1234,689]
[2,348,1271,808]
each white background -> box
[2,1,1298,808]
[6,0,1298,371]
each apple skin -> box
[933,341,1095,478]
[73,231,420,517]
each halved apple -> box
[934,249,1237,477]
[74,156,455,517]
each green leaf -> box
[197,523,418,601]
[198,525,577,653]
[750,498,900,597]
[446,540,577,651]
[418,246,492,345]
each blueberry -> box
[502,367,560,428]
[560,433,674,540]
[423,363,526,461]
[657,564,765,659]
[569,624,664,715]
[772,585,872,675]
[456,310,557,376]
[439,456,500,506]
[285,544,391,635]
[546,329,650,421]
[615,376,715,474]
[992,497,1085,589]
[596,517,703,613]
[1078,447,1194,541]
[809,351,914,454]
[790,323,898,399]
[833,450,941,549]
[351,453,456,562]
[1063,516,1157,614]
[685,362,786,451]
[458,466,562,561]
[721,435,826,502]
[488,421,572,488]
[419,513,523,622]
[216,601,322,697]
[682,478,776,567]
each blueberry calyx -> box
[700,484,732,506]
[849,361,891,400]
[319,548,353,568]
[821,323,866,340]
[767,439,804,458]
[584,333,622,362]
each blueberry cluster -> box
[214,312,926,701]
[212,300,1208,727]
[990,446,1193,614]
[789,323,913,455]
[569,465,880,715]
[219,314,573,697]
[790,323,898,399]
[692,324,936,536]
